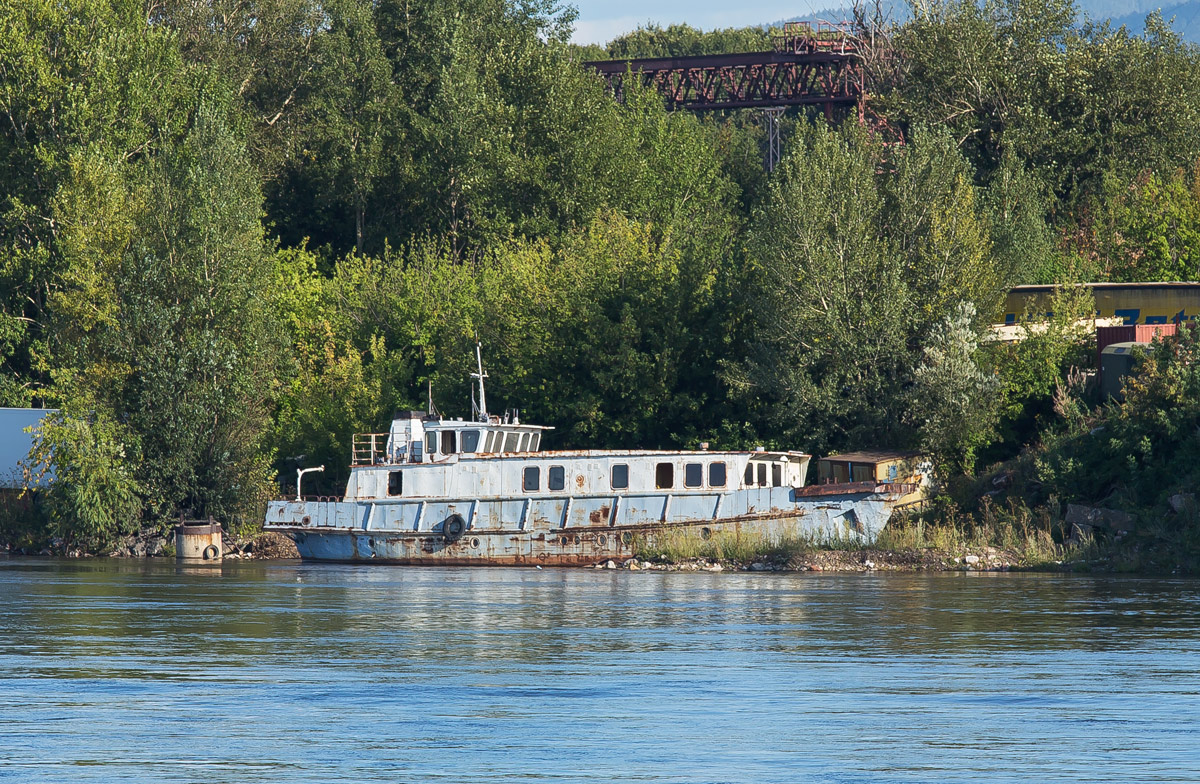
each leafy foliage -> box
[737,124,1009,461]
[6,1,1200,549]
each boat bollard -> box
[175,516,224,563]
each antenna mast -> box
[471,342,489,422]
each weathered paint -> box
[267,380,922,566]
[266,485,912,566]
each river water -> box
[1,559,1198,783]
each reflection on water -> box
[1,559,1198,783]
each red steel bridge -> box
[585,22,866,169]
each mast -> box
[471,342,489,422]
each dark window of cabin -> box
[441,430,457,454]
[523,466,540,492]
[530,433,541,451]
[484,431,496,452]
[611,464,629,489]
[461,430,480,452]
[684,463,702,488]
[519,433,531,452]
[757,463,767,486]
[548,465,565,491]
[655,462,674,489]
[503,432,520,452]
[744,463,754,486]
[387,471,402,496]
[426,432,438,454]
[709,462,727,487]
[772,464,782,487]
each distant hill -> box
[770,1,1200,41]
[1108,0,1200,39]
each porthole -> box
[573,535,581,545]
[470,537,481,548]
[700,527,712,540]
[597,535,608,547]
[621,532,633,545]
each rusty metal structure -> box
[585,22,865,170]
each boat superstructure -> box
[265,346,921,565]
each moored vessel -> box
[264,347,925,565]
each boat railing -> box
[352,433,391,466]
[794,481,918,497]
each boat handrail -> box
[352,432,392,466]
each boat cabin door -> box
[387,414,426,464]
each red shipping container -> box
[1096,323,1178,368]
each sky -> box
[567,0,1179,45]
[569,1,818,45]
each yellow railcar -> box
[1003,282,1200,326]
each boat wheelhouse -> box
[265,346,921,565]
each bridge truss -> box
[585,22,867,170]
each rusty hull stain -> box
[283,509,820,567]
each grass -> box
[633,496,1077,570]
[876,496,1074,567]
[634,526,826,566]
[632,526,866,567]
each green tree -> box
[602,23,772,59]
[24,408,142,546]
[1075,166,1200,282]
[907,302,1000,471]
[738,124,909,455]
[46,94,284,529]
[739,124,1002,458]
[0,0,192,405]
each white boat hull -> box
[264,485,910,565]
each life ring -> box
[202,544,220,560]
[443,514,466,542]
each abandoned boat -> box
[264,347,926,565]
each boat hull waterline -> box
[265,486,914,566]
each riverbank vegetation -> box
[4,0,1200,567]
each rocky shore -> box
[594,545,1028,573]
[3,534,1065,572]
[2,529,300,560]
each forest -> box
[5,0,1200,551]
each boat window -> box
[518,433,531,452]
[709,462,727,487]
[387,471,402,496]
[684,463,702,488]
[772,463,782,487]
[655,462,674,489]
[484,431,497,452]
[611,464,629,489]
[530,433,541,451]
[548,465,565,491]
[744,463,754,486]
[523,466,540,492]
[503,431,520,452]
[441,430,457,454]
[757,463,767,486]
[426,432,438,455]
[461,430,480,453]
